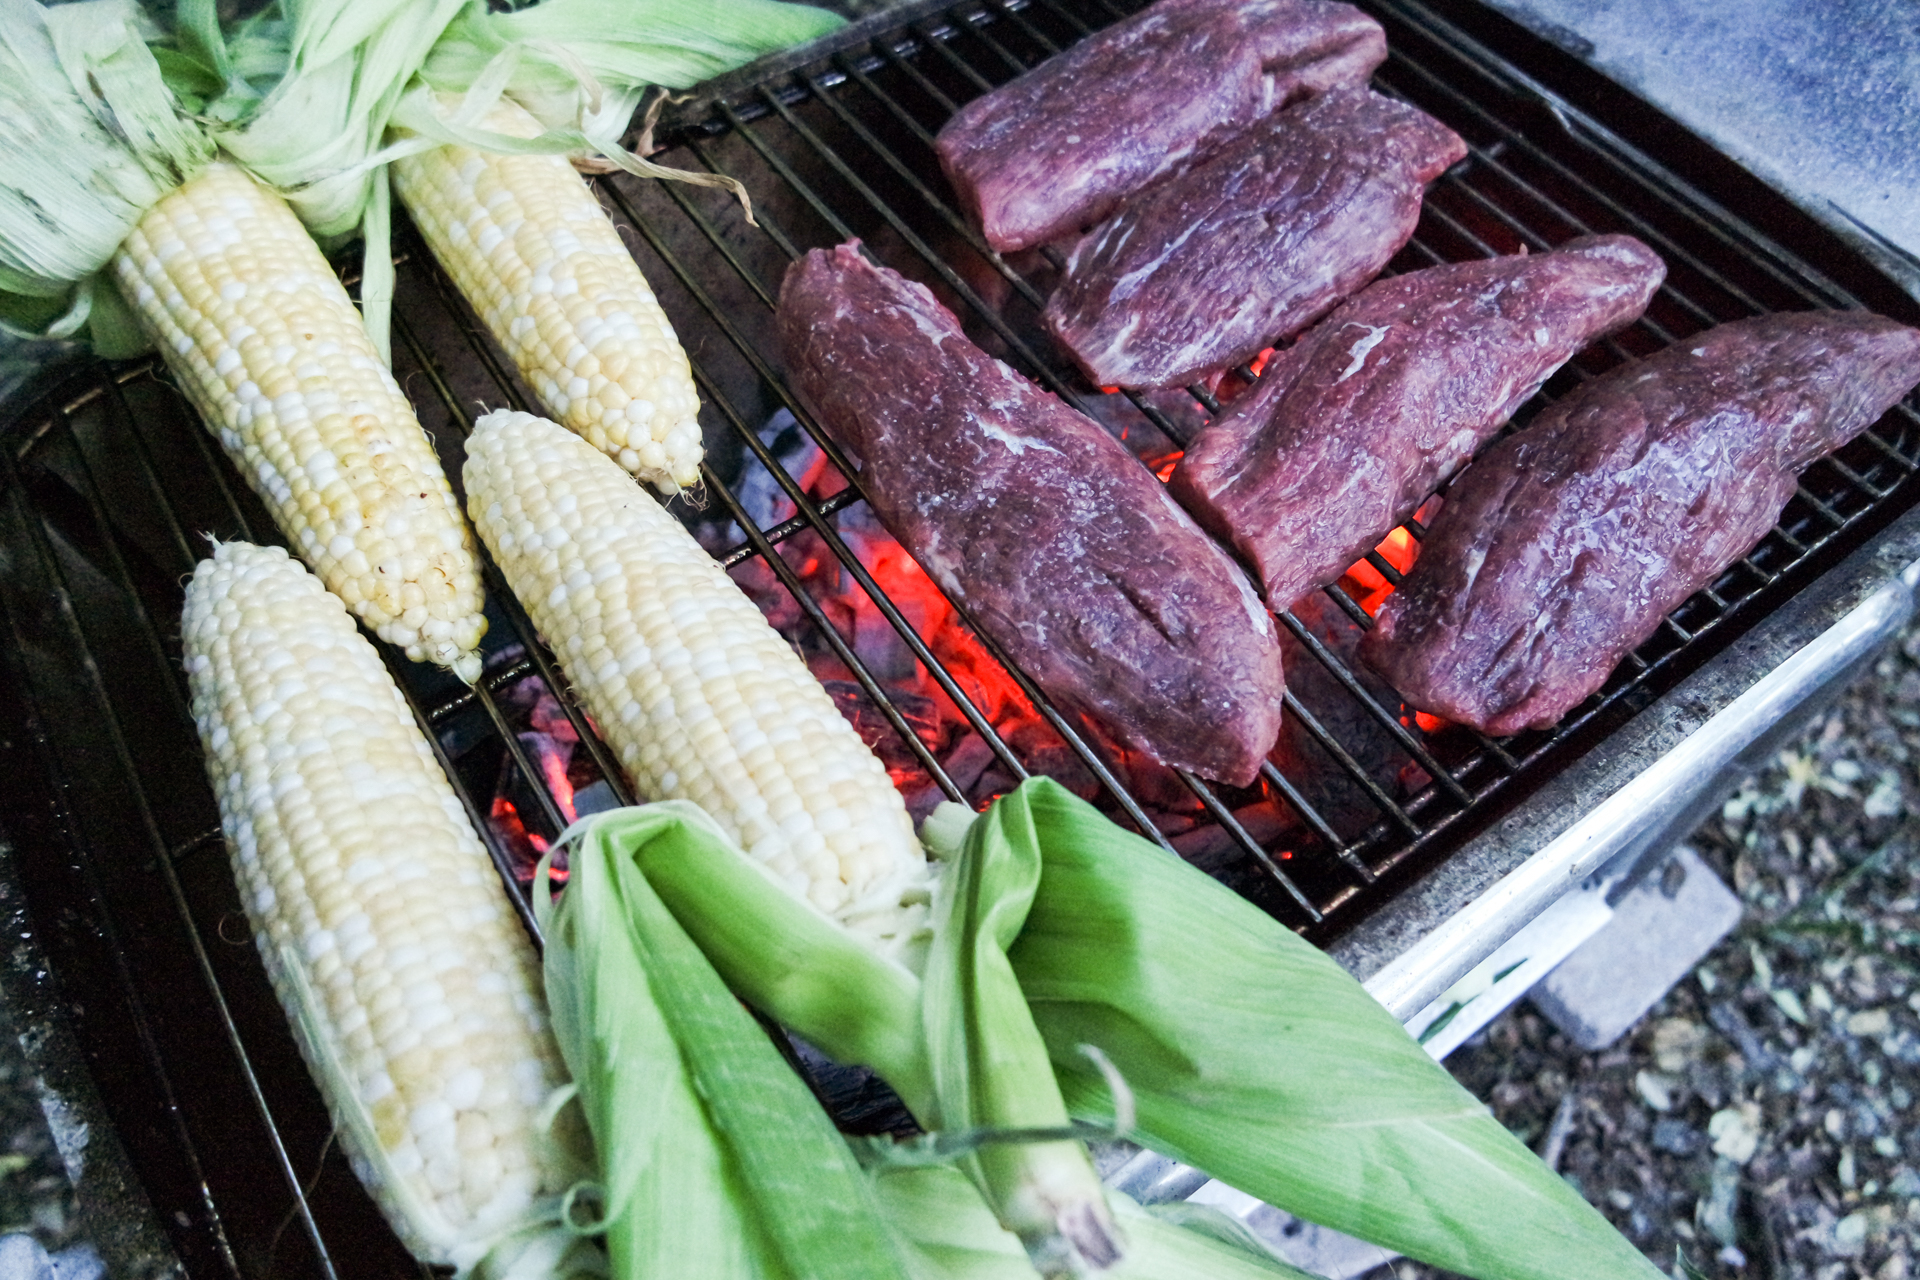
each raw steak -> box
[778,242,1287,786]
[934,0,1386,253]
[1043,88,1467,389]
[1169,235,1666,609]
[1361,311,1920,735]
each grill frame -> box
[0,0,1917,1274]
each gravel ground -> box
[1370,622,1920,1280]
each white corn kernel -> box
[464,410,931,957]
[182,542,574,1267]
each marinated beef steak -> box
[778,243,1287,786]
[1043,88,1467,390]
[1362,312,1920,736]
[934,0,1386,254]
[1169,235,1666,610]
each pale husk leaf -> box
[0,0,208,334]
[873,1164,1325,1280]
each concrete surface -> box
[1531,845,1746,1050]
[1478,0,1920,298]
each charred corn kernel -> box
[392,101,705,496]
[182,542,572,1268]
[464,409,929,954]
[113,163,487,681]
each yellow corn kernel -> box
[113,163,487,681]
[393,102,705,495]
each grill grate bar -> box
[871,25,966,120]
[741,87,1098,416]
[387,644,548,946]
[942,4,1044,80]
[1280,690,1422,838]
[828,51,1049,312]
[1255,759,1372,877]
[1026,0,1112,42]
[716,487,866,568]
[1178,768,1324,917]
[1320,579,1382,631]
[907,12,1004,98]
[978,0,1069,62]
[699,453,968,802]
[1375,33,1857,317]
[0,430,334,1280]
[384,294,641,815]
[1277,609,1474,805]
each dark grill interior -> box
[1,0,1917,1274]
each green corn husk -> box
[538,800,914,1280]
[921,784,1122,1273]
[417,0,847,136]
[979,778,1663,1280]
[163,0,845,357]
[603,801,1119,1274]
[564,800,1332,1280]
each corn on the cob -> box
[463,408,930,954]
[116,163,488,681]
[391,100,705,496]
[182,541,573,1268]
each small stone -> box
[1652,1118,1703,1156]
[1848,1009,1892,1036]
[1831,1212,1870,1257]
[1699,1157,1742,1246]
[1709,1106,1762,1163]
[1864,772,1904,817]
[0,1237,53,1280]
[1636,1070,1678,1112]
[1652,1018,1709,1073]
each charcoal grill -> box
[2,0,1919,1273]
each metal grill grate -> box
[0,0,1917,1274]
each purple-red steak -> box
[1042,88,1467,390]
[1362,311,1920,735]
[934,0,1386,254]
[778,243,1287,786]
[1169,235,1666,610]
